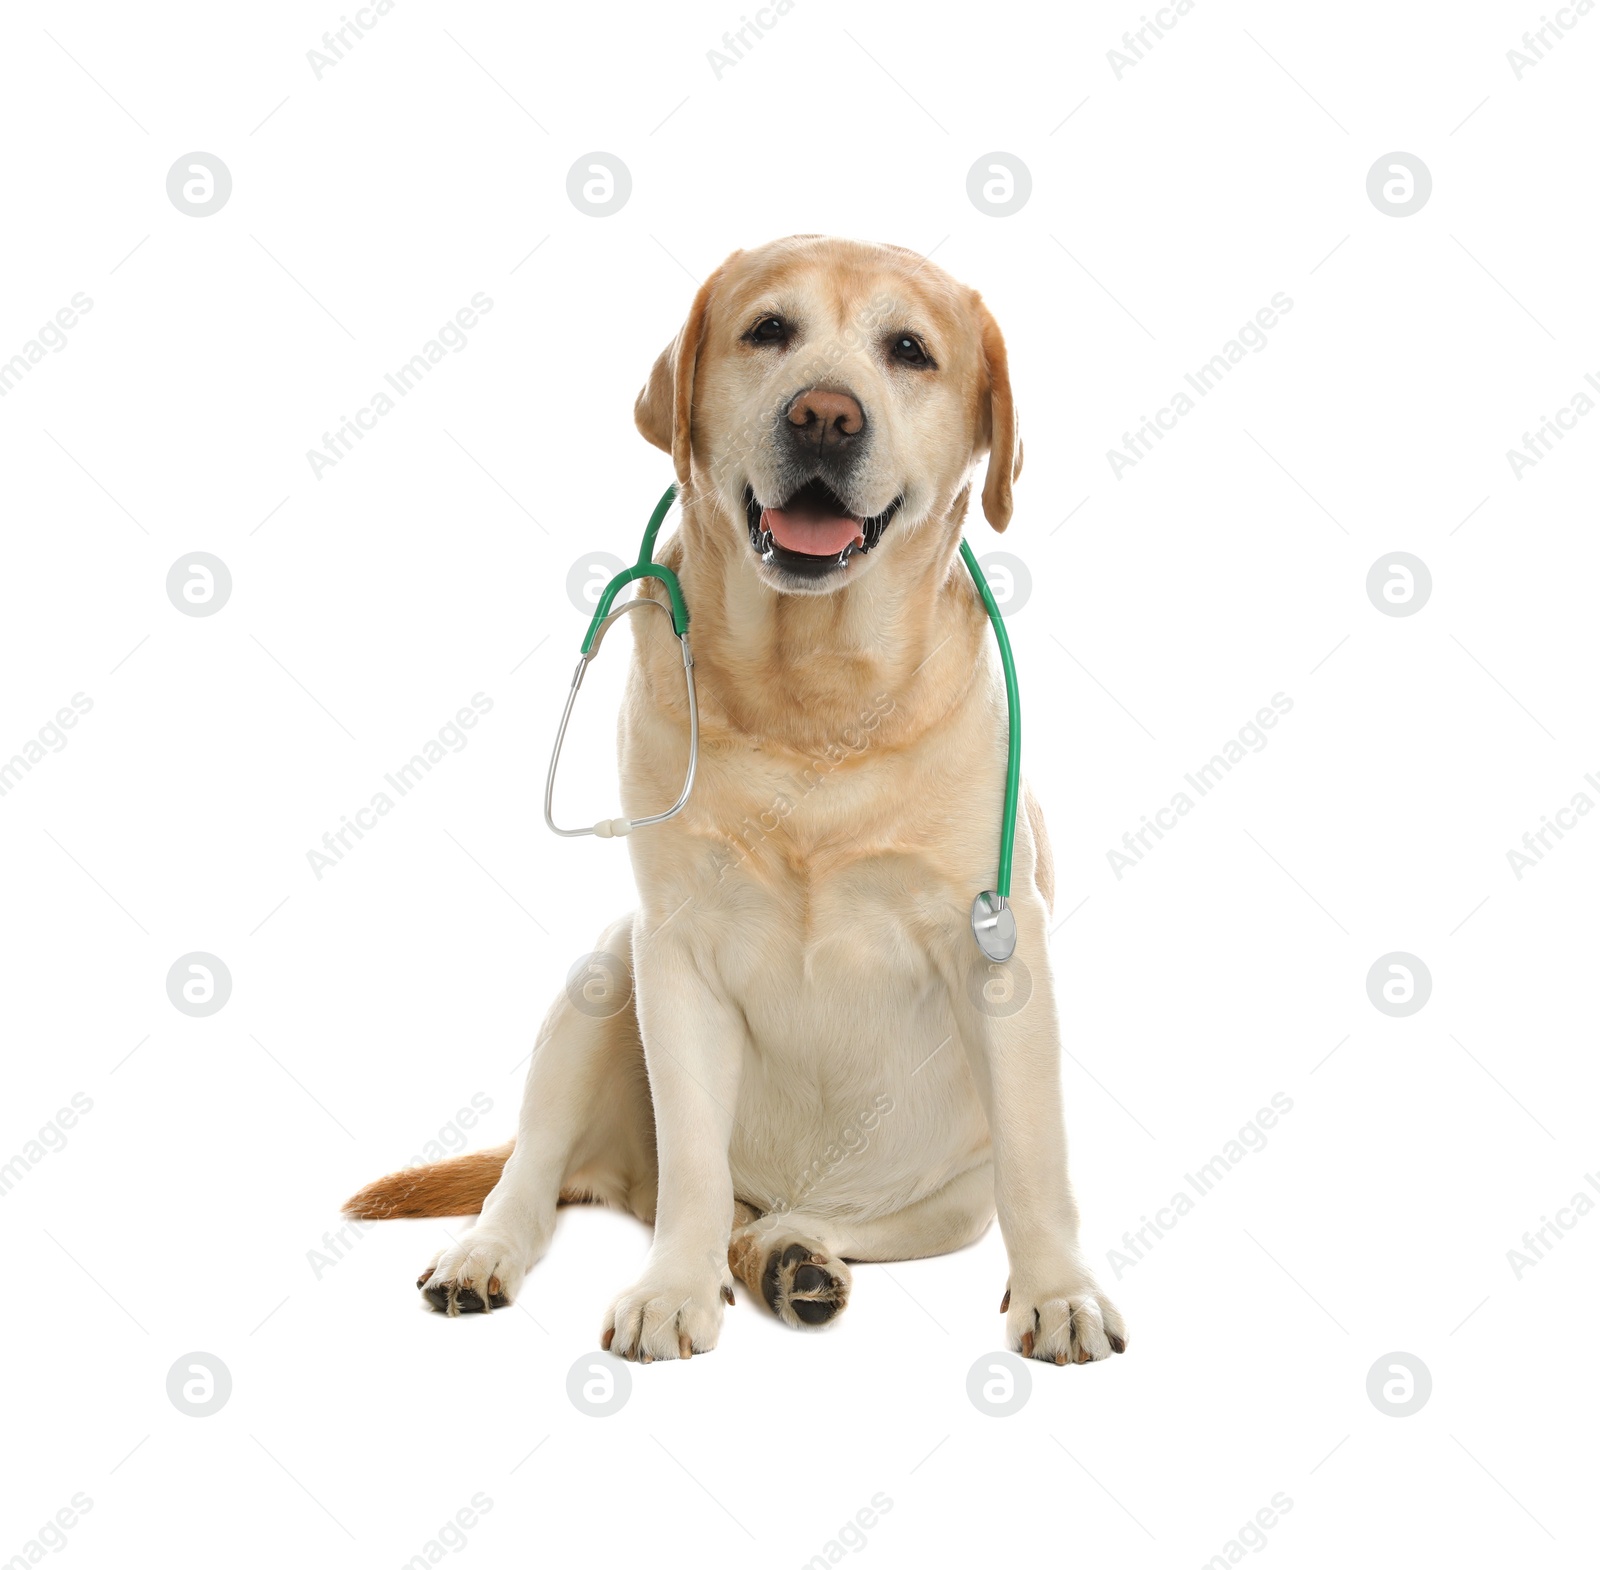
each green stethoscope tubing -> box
[956,534,1019,902]
[550,482,1021,951]
[580,484,690,651]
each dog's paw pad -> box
[760,1239,851,1329]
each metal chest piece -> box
[971,891,1016,962]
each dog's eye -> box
[889,334,932,368]
[747,315,788,345]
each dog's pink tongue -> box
[762,506,864,556]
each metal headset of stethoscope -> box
[544,484,1022,963]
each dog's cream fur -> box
[346,236,1126,1366]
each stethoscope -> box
[544,484,1021,962]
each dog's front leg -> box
[956,900,1128,1365]
[601,925,741,1361]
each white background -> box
[2,1,1597,1566]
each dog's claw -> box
[999,1288,1010,1313]
[601,1326,615,1352]
[721,1283,735,1306]
[1020,1329,1035,1358]
[416,1268,434,1289]
[679,1330,693,1359]
[1108,1334,1127,1354]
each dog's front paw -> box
[602,1264,730,1362]
[1002,1268,1127,1365]
[417,1225,537,1316]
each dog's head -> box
[634,236,1022,593]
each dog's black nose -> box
[785,387,865,453]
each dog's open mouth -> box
[745,480,901,578]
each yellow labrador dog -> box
[346,235,1127,1367]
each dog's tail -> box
[343,1140,515,1219]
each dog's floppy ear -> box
[634,254,737,486]
[975,298,1023,531]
